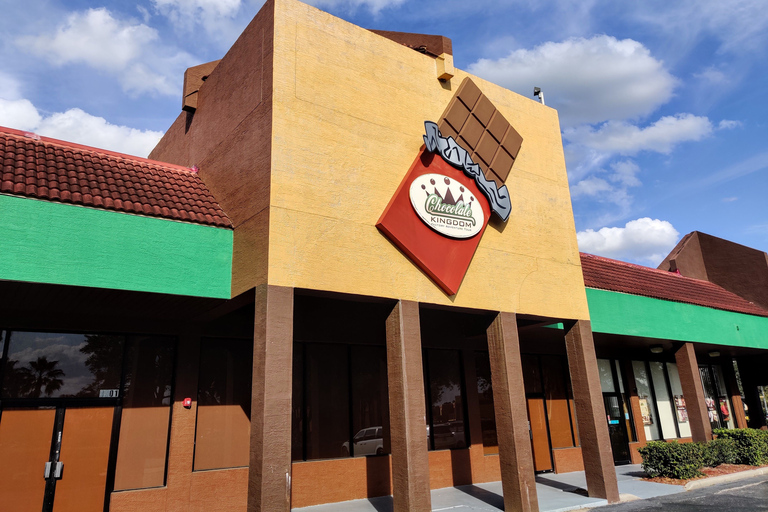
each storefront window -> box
[699,364,735,430]
[665,363,692,438]
[114,336,175,490]
[477,353,577,457]
[649,362,678,439]
[597,359,615,392]
[194,338,252,471]
[424,349,467,451]
[632,361,661,441]
[1,331,124,399]
[475,352,497,453]
[292,342,390,461]
[541,356,578,448]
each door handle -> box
[44,461,64,479]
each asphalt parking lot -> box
[594,475,768,511]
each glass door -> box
[603,395,631,464]
[0,330,124,512]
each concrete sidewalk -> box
[293,464,685,512]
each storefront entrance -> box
[603,395,631,464]
[0,405,116,512]
[0,329,177,511]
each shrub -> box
[713,428,768,466]
[703,437,738,467]
[639,441,704,479]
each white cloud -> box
[630,0,768,54]
[608,160,641,188]
[694,66,729,85]
[577,217,680,264]
[467,35,679,127]
[718,119,742,130]
[304,0,406,13]
[0,98,163,157]
[722,197,738,202]
[0,72,23,101]
[564,114,713,155]
[153,0,243,29]
[570,176,612,199]
[21,8,156,70]
[19,8,193,96]
[0,98,41,130]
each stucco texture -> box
[0,194,233,298]
[267,0,588,318]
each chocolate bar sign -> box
[376,77,523,295]
[409,173,484,239]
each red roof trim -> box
[0,126,194,173]
[0,126,232,228]
[581,252,768,317]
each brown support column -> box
[722,359,748,429]
[248,285,294,512]
[387,300,432,512]
[385,300,431,512]
[564,320,620,503]
[674,343,711,442]
[486,312,539,512]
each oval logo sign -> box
[409,173,484,239]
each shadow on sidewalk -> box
[455,484,504,510]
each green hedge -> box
[639,429,768,478]
[713,428,768,466]
[702,437,738,467]
[639,441,705,479]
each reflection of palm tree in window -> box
[26,356,65,398]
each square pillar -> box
[486,312,539,512]
[248,285,294,512]
[385,300,431,512]
[721,359,748,429]
[564,320,620,503]
[674,343,712,442]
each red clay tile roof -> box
[581,252,768,317]
[0,126,232,228]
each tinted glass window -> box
[292,342,390,461]
[350,345,389,457]
[475,351,498,453]
[1,331,124,399]
[194,338,253,470]
[306,343,349,460]
[425,349,467,451]
[114,336,175,490]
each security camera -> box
[533,87,544,105]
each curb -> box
[684,467,768,491]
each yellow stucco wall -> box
[268,0,589,319]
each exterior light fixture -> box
[709,351,721,358]
[650,345,664,354]
[533,87,545,105]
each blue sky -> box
[1,0,766,264]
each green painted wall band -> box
[587,288,768,350]
[0,194,232,298]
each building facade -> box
[1,1,767,511]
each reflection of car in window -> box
[341,426,384,457]
[429,421,466,450]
